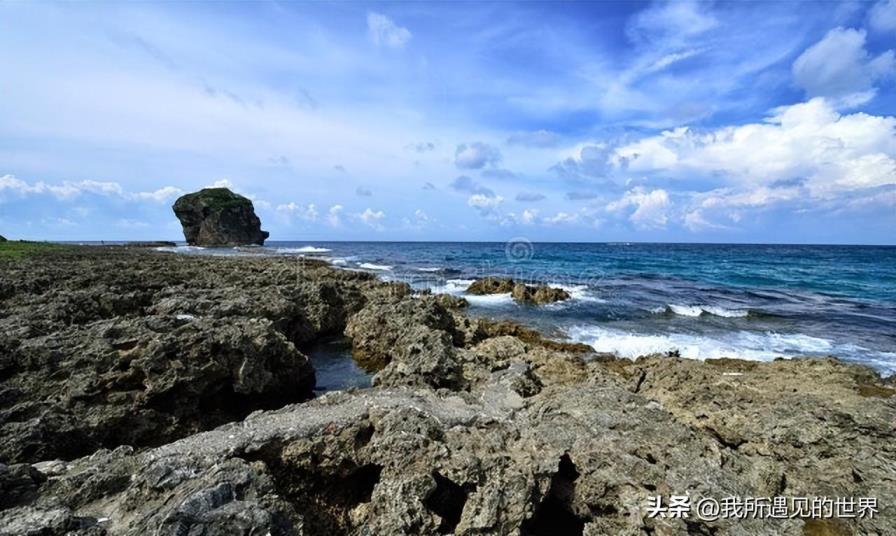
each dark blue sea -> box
[155,241,896,376]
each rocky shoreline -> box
[0,246,894,535]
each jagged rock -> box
[466,277,570,304]
[466,277,515,295]
[3,246,896,535]
[345,295,459,371]
[7,355,894,536]
[0,249,385,464]
[511,282,570,304]
[172,188,269,246]
[0,235,6,242]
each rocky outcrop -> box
[466,277,516,295]
[466,277,570,304]
[0,235,6,242]
[172,188,269,246]
[2,246,896,535]
[0,248,380,464]
[511,282,570,304]
[2,356,894,535]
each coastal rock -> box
[0,235,6,242]
[8,355,894,535]
[172,188,269,246]
[511,282,570,304]
[466,277,570,304]
[0,249,384,464]
[465,277,515,295]
[0,315,315,463]
[345,294,459,371]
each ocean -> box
[155,241,896,376]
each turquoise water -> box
[157,242,896,375]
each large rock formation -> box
[0,235,6,242]
[172,188,269,246]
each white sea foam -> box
[430,279,476,295]
[358,262,393,271]
[278,246,332,254]
[566,325,834,362]
[154,245,205,253]
[330,258,349,265]
[552,284,606,303]
[465,293,514,306]
[415,267,443,272]
[653,304,749,318]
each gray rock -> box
[172,188,269,246]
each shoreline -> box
[1,245,894,534]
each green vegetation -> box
[0,240,68,259]
[181,188,250,210]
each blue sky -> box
[1,1,894,243]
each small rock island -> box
[172,187,269,246]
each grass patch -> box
[0,241,68,259]
[179,188,250,210]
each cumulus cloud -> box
[0,175,182,203]
[454,142,501,169]
[367,12,412,48]
[358,208,385,229]
[606,187,670,229]
[327,204,344,227]
[277,202,319,222]
[467,194,504,210]
[543,211,580,224]
[506,129,561,147]
[870,0,896,34]
[611,98,896,198]
[208,179,234,189]
[520,208,539,224]
[792,27,895,106]
[515,192,546,202]
[134,186,184,202]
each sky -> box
[0,0,894,244]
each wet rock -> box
[172,188,269,246]
[511,283,570,304]
[466,277,515,295]
[466,277,570,304]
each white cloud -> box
[208,179,234,189]
[134,186,183,202]
[327,204,344,227]
[792,27,895,106]
[627,1,718,45]
[467,193,504,210]
[870,0,896,34]
[607,187,670,229]
[357,207,385,229]
[116,218,150,228]
[520,208,539,224]
[612,98,896,197]
[0,174,175,202]
[454,142,501,170]
[367,12,412,49]
[277,202,319,222]
[543,211,579,224]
